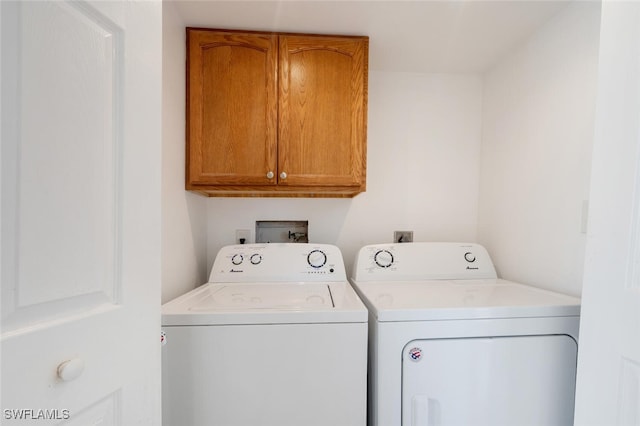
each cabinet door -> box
[187,30,277,186]
[279,35,368,190]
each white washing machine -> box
[162,243,367,426]
[350,242,581,426]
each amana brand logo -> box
[408,347,423,362]
[229,269,243,273]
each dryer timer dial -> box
[464,252,476,263]
[374,250,394,268]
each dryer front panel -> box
[402,335,577,426]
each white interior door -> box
[574,2,640,425]
[1,1,161,424]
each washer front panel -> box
[162,322,367,426]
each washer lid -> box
[190,283,333,311]
[162,282,367,325]
[350,278,580,322]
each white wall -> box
[161,2,208,303]
[477,2,601,296]
[206,72,484,276]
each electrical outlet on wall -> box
[394,231,413,243]
[236,229,250,244]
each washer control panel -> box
[352,242,498,281]
[209,243,346,283]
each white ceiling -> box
[170,0,573,73]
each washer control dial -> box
[374,249,394,268]
[250,254,262,265]
[307,250,327,268]
[231,254,244,265]
[464,252,476,263]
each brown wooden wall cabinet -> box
[186,28,369,197]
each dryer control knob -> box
[307,250,327,268]
[231,254,243,265]
[250,254,262,265]
[374,250,394,268]
[464,252,476,263]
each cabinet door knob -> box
[266,171,274,179]
[280,171,287,179]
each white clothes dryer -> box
[162,243,367,426]
[350,242,580,426]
